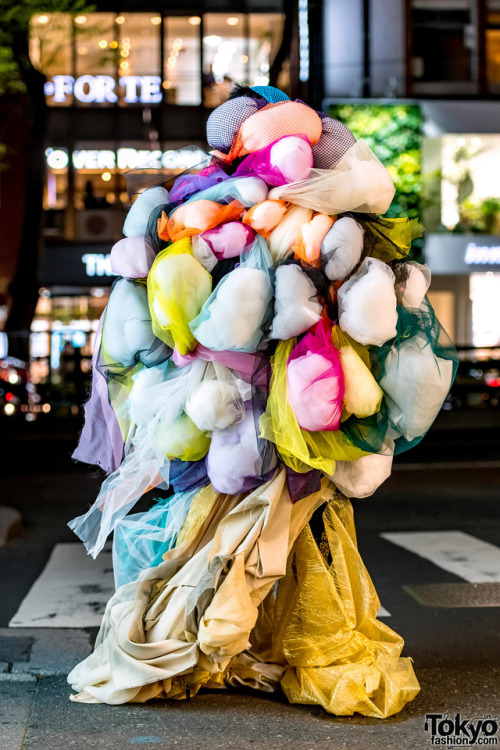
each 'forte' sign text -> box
[44,75,162,104]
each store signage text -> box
[82,253,115,277]
[464,242,500,265]
[44,75,162,104]
[46,147,206,171]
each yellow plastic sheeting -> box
[274,496,420,718]
[259,339,368,475]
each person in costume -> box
[68,85,457,717]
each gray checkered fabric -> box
[312,116,357,169]
[206,97,261,154]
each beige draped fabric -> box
[69,469,331,705]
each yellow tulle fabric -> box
[365,217,424,263]
[259,338,368,475]
[147,238,212,354]
[273,494,420,718]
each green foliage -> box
[329,103,423,220]
[0,0,91,94]
[328,103,423,259]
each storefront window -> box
[249,15,284,87]
[486,4,500,92]
[202,14,284,107]
[470,272,500,346]
[441,135,500,233]
[164,17,201,105]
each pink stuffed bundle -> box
[234,134,313,186]
[286,320,345,432]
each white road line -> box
[380,531,500,583]
[9,542,392,628]
[9,543,114,628]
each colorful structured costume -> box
[68,86,457,717]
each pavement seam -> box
[20,675,39,750]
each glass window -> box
[164,17,201,105]
[116,13,162,104]
[30,13,72,107]
[248,15,284,87]
[74,13,116,79]
[203,14,247,107]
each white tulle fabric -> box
[322,217,365,281]
[380,335,455,442]
[190,240,273,352]
[338,258,398,346]
[331,447,394,499]
[123,186,170,237]
[185,362,251,432]
[69,360,209,558]
[268,140,395,215]
[394,261,432,308]
[270,264,322,340]
[110,236,157,279]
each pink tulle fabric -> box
[286,321,345,432]
[235,134,313,187]
[199,222,255,259]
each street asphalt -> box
[0,409,499,749]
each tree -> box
[0,1,87,360]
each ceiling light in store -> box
[4,404,15,416]
[110,41,118,49]
[77,46,88,55]
[471,137,482,147]
[120,49,129,57]
[167,61,176,70]
[115,16,125,24]
[151,16,162,25]
[75,16,87,25]
[168,56,176,65]
[162,81,171,89]
[456,138,466,146]
[102,171,112,182]
[42,404,51,414]
[99,40,107,49]
[173,38,183,50]
[189,16,201,25]
[120,61,130,71]
[122,38,130,45]
[171,49,179,57]
[240,54,248,63]
[91,288,105,297]
[226,17,239,26]
[203,35,222,47]
[36,16,49,24]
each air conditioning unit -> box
[76,210,116,242]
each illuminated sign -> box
[82,253,115,277]
[298,0,310,83]
[44,75,163,104]
[464,242,500,265]
[46,147,206,171]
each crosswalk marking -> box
[9,542,391,627]
[380,531,500,583]
[9,543,114,628]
